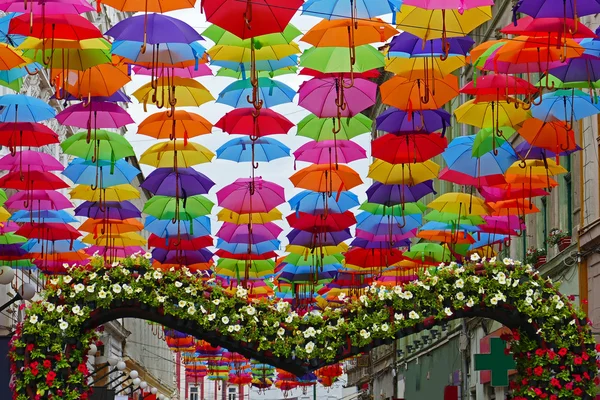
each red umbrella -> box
[17,223,81,241]
[372,133,448,164]
[0,122,59,152]
[0,170,69,190]
[460,73,538,100]
[9,13,102,40]
[202,0,302,39]
[344,247,406,268]
[215,250,278,260]
[286,211,357,232]
[500,16,596,39]
[299,68,381,79]
[148,234,213,250]
[439,168,507,188]
[215,108,294,139]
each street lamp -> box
[0,283,35,313]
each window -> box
[563,156,573,236]
[189,386,198,400]
[541,197,548,252]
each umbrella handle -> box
[24,65,39,76]
[243,0,253,30]
[545,74,556,90]
[439,41,450,62]
[518,159,527,169]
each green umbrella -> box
[144,195,214,221]
[403,242,452,263]
[299,45,385,73]
[472,127,514,157]
[61,130,135,161]
[0,78,22,92]
[537,74,600,90]
[283,253,344,266]
[0,233,27,245]
[215,258,275,280]
[0,189,7,207]
[297,114,372,141]
[424,210,485,225]
[203,24,301,47]
[216,67,297,79]
[359,202,426,216]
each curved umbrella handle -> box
[24,65,39,76]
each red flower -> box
[574,374,582,382]
[54,354,61,361]
[583,372,590,380]
[558,348,568,357]
[582,352,589,361]
[77,363,88,374]
[595,343,600,352]
[29,361,38,370]
[30,368,39,377]
[573,388,583,396]
[511,329,520,341]
[521,378,528,385]
[550,395,558,400]
[46,371,56,387]
[534,388,543,396]
[547,350,556,360]
[43,360,51,369]
[565,382,574,390]
[574,356,583,365]
[25,343,34,352]
[535,349,546,357]
[533,366,544,376]
[550,378,561,389]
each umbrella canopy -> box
[294,140,367,165]
[395,6,492,40]
[302,0,401,19]
[368,159,440,185]
[0,94,56,122]
[215,108,294,137]
[144,195,214,220]
[372,133,448,164]
[0,150,64,171]
[63,159,140,187]
[301,18,398,47]
[376,108,451,134]
[217,137,291,163]
[105,13,202,44]
[216,222,283,244]
[141,168,215,197]
[297,114,372,141]
[61,130,135,161]
[290,164,363,193]
[366,181,437,206]
[217,78,296,109]
[0,122,58,149]
[6,190,72,210]
[298,77,377,117]
[137,110,212,140]
[70,184,140,202]
[300,45,385,73]
[217,178,285,213]
[288,190,360,214]
[428,192,493,216]
[139,141,214,168]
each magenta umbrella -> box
[298,77,377,118]
[5,190,73,210]
[56,101,134,130]
[133,65,212,78]
[0,150,64,172]
[216,178,285,213]
[0,0,94,14]
[293,140,367,165]
[0,221,19,234]
[216,222,283,244]
[403,0,493,9]
[86,246,144,258]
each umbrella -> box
[216,222,282,244]
[531,89,600,128]
[149,234,213,251]
[442,135,517,178]
[0,150,64,172]
[202,0,302,40]
[217,238,280,255]
[366,181,436,206]
[215,108,294,138]
[217,78,296,109]
[380,75,459,110]
[0,122,58,151]
[288,190,359,214]
[52,63,131,99]
[17,222,81,241]
[376,108,451,134]
[290,164,363,194]
[368,159,440,185]
[0,94,55,122]
[294,140,367,165]
[9,13,102,40]
[139,141,214,168]
[0,171,68,190]
[217,137,290,163]
[428,193,493,216]
[286,228,352,247]
[133,64,212,79]
[132,77,214,112]
[145,216,211,238]
[61,130,135,161]
[217,178,285,213]
[403,242,452,264]
[111,40,206,68]
[80,218,144,235]
[300,45,385,73]
[63,159,140,187]
[0,44,28,70]
[19,38,112,71]
[388,32,474,57]
[286,211,356,232]
[302,0,401,19]
[372,133,448,164]
[517,119,578,159]
[144,195,214,220]
[6,190,72,210]
[501,16,596,38]
[70,184,140,202]
[141,168,215,197]
[57,101,134,133]
[218,209,283,224]
[137,110,212,141]
[216,259,275,280]
[84,232,147,247]
[296,114,372,141]
[454,98,530,132]
[515,0,600,20]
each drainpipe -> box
[461,320,469,400]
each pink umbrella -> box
[5,190,73,210]
[0,221,19,234]
[0,0,94,14]
[481,215,525,233]
[56,101,134,130]
[216,178,285,213]
[403,0,493,10]
[298,77,377,118]
[479,48,567,74]
[216,222,283,244]
[355,228,417,242]
[86,246,144,258]
[0,150,64,172]
[133,65,213,78]
[293,140,367,166]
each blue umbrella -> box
[11,210,78,223]
[216,137,290,163]
[0,94,56,122]
[211,56,298,76]
[531,89,600,123]
[63,158,141,187]
[302,0,401,19]
[0,63,42,84]
[288,190,359,214]
[216,238,280,255]
[0,13,25,46]
[22,239,86,253]
[442,135,517,177]
[350,237,411,249]
[145,216,211,238]
[278,263,339,282]
[112,40,206,66]
[420,221,481,232]
[469,233,507,249]
[217,78,296,108]
[356,212,422,235]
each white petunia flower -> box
[444,307,453,317]
[178,300,187,307]
[174,281,183,288]
[188,306,196,315]
[236,287,248,298]
[157,296,166,303]
[359,329,370,339]
[72,305,81,315]
[212,299,221,306]
[393,286,403,295]
[208,313,216,321]
[454,279,464,289]
[556,300,565,310]
[246,306,256,316]
[144,252,152,259]
[490,297,498,305]
[503,258,512,266]
[86,285,95,293]
[338,293,347,301]
[112,284,122,294]
[525,297,533,305]
[394,313,404,321]
[152,270,163,280]
[471,276,480,284]
[285,315,294,324]
[305,342,315,354]
[56,305,64,313]
[74,283,85,293]
[277,327,285,337]
[63,275,72,284]
[466,298,475,308]
[303,327,316,338]
[409,311,419,320]
[227,326,235,333]
[233,324,241,332]
[221,316,230,324]
[403,291,413,300]
[496,272,507,285]
[456,292,465,301]
[59,320,69,330]
[381,323,389,332]
[276,301,289,312]
[46,303,55,312]
[470,253,481,261]
[29,315,38,324]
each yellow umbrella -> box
[139,141,214,168]
[82,232,147,247]
[368,159,440,185]
[506,159,568,176]
[70,184,140,202]
[0,207,10,223]
[208,42,301,63]
[217,209,283,224]
[285,243,348,256]
[427,192,493,216]
[132,77,215,112]
[396,6,492,41]
[385,55,466,77]
[454,99,530,137]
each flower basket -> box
[558,237,572,252]
[535,256,547,269]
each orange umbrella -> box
[494,36,584,64]
[290,164,363,194]
[517,119,578,158]
[417,230,476,244]
[380,74,459,111]
[31,251,89,262]
[489,199,540,216]
[502,174,559,189]
[137,110,213,141]
[52,63,130,99]
[79,218,144,236]
[301,18,398,47]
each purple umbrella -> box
[388,32,474,57]
[350,238,411,249]
[514,141,580,160]
[366,181,437,206]
[298,77,377,118]
[152,248,213,264]
[293,140,367,165]
[133,65,212,78]
[548,58,600,83]
[56,102,134,130]
[141,168,215,197]
[105,13,202,44]
[376,108,451,134]
[286,229,352,247]
[216,222,283,244]
[74,201,141,220]
[0,244,27,257]
[515,0,600,20]
[355,228,417,242]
